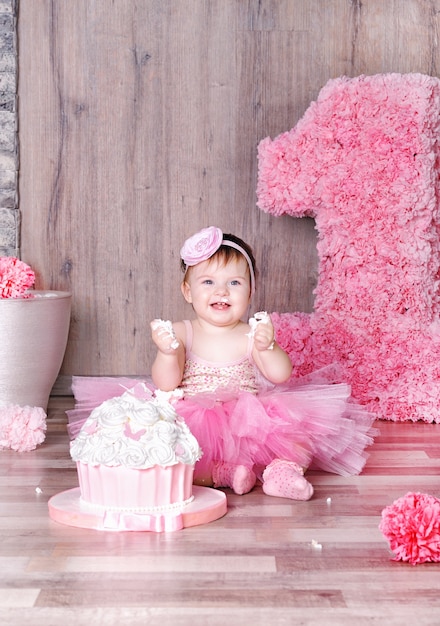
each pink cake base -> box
[76,461,194,510]
[48,486,227,532]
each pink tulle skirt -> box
[66,374,378,479]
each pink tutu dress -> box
[67,320,377,480]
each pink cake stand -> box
[48,485,227,532]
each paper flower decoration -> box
[256,73,440,423]
[0,256,35,298]
[379,492,440,564]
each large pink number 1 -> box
[257,73,440,423]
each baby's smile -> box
[212,298,230,309]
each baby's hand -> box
[150,319,180,353]
[248,311,275,351]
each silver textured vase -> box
[0,291,71,410]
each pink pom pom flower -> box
[379,492,440,564]
[0,404,47,451]
[0,256,35,298]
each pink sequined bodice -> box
[180,320,259,396]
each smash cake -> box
[70,386,202,515]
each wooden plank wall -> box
[17,0,440,377]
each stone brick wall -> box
[0,0,17,257]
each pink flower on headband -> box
[180,226,223,266]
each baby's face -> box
[181,256,251,326]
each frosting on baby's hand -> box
[248,311,270,331]
[247,311,274,349]
[154,388,184,404]
[151,319,180,350]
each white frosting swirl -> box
[70,391,202,469]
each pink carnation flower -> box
[379,492,440,564]
[0,257,35,298]
[180,227,223,266]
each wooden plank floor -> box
[1,396,439,626]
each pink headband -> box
[180,226,256,294]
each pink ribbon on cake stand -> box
[48,485,227,532]
[102,510,184,532]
